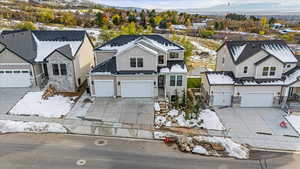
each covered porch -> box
[282,81,300,112]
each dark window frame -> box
[60,64,67,75]
[270,67,276,76]
[170,52,179,59]
[158,55,164,64]
[243,66,248,74]
[130,58,136,67]
[177,75,183,86]
[52,64,59,76]
[170,75,176,86]
[262,67,269,76]
[137,58,143,67]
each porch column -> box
[281,86,290,108]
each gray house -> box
[0,30,94,91]
[202,40,300,108]
[89,35,187,100]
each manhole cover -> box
[94,139,107,146]
[76,159,86,166]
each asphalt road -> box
[0,133,298,169]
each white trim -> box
[0,63,30,65]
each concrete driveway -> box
[216,108,300,150]
[0,88,29,115]
[85,98,154,126]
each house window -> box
[177,75,183,86]
[130,58,136,67]
[262,67,269,76]
[158,55,164,64]
[222,57,225,64]
[270,67,276,76]
[286,64,291,68]
[243,66,248,74]
[170,75,176,86]
[60,64,67,75]
[137,58,143,67]
[170,52,179,59]
[52,64,59,75]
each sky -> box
[92,0,300,9]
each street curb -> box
[250,147,300,154]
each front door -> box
[158,75,165,88]
[43,64,48,77]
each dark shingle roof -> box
[55,44,73,59]
[32,30,86,41]
[225,40,295,64]
[91,57,157,75]
[96,35,183,50]
[0,30,36,63]
[91,57,117,74]
[0,30,87,63]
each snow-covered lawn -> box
[285,115,300,134]
[0,120,67,134]
[155,109,225,130]
[9,92,74,118]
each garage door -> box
[240,93,274,107]
[94,80,114,97]
[121,80,153,98]
[0,69,31,87]
[213,92,232,106]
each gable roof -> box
[96,35,184,52]
[0,30,87,63]
[224,40,297,64]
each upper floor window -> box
[52,64,59,76]
[130,58,137,67]
[222,57,225,64]
[158,55,164,64]
[170,75,183,86]
[286,64,291,68]
[60,64,67,75]
[270,67,276,76]
[130,58,143,68]
[170,52,179,59]
[243,66,248,74]
[137,58,143,67]
[262,67,269,76]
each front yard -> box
[9,91,74,118]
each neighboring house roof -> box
[91,57,156,75]
[159,60,187,73]
[222,40,298,64]
[0,30,87,63]
[205,68,300,86]
[96,35,184,52]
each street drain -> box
[94,139,107,146]
[76,159,86,166]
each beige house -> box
[0,30,94,91]
[89,35,187,100]
[202,40,300,108]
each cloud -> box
[92,0,300,9]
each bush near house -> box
[187,78,201,88]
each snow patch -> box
[9,92,74,118]
[0,120,67,134]
[230,44,247,61]
[206,73,234,85]
[154,102,161,111]
[262,44,297,63]
[192,145,209,155]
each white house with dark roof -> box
[0,30,94,91]
[202,40,300,108]
[89,35,187,99]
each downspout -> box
[31,63,38,87]
[72,59,77,92]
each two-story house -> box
[0,30,94,91]
[202,40,300,108]
[89,35,187,100]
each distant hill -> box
[164,3,300,15]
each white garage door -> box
[213,92,232,106]
[94,80,114,97]
[0,69,31,87]
[241,93,274,107]
[121,80,153,98]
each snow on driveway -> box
[9,92,74,118]
[0,120,67,133]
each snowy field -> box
[9,92,74,118]
[155,108,225,130]
[0,120,67,134]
